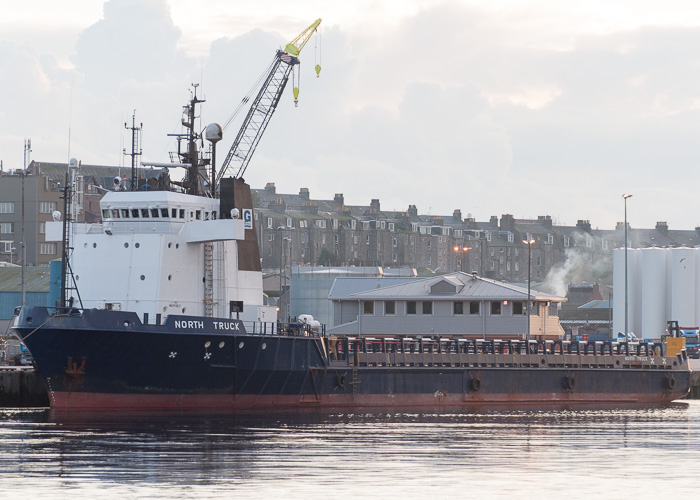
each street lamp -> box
[623,193,633,336]
[523,238,535,341]
[453,244,469,272]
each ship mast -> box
[124,112,142,191]
[180,84,206,196]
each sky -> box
[2,0,700,231]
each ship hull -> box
[12,307,691,410]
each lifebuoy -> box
[648,348,655,356]
[470,377,481,392]
[337,373,347,390]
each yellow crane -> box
[217,19,322,182]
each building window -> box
[40,243,57,255]
[39,222,45,234]
[334,234,339,243]
[564,236,570,247]
[602,239,608,250]
[454,230,462,238]
[549,303,559,317]
[513,301,525,315]
[385,301,395,315]
[388,222,395,231]
[491,301,502,315]
[486,232,492,242]
[333,219,338,230]
[267,217,273,229]
[316,219,326,228]
[453,302,463,315]
[547,234,553,245]
[407,301,417,315]
[39,202,58,214]
[0,202,14,214]
[0,223,13,234]
[393,237,398,247]
[586,236,592,248]
[351,219,357,230]
[363,301,374,315]
[469,301,480,315]
[515,262,520,272]
[380,221,386,229]
[507,232,514,243]
[366,235,370,244]
[422,301,432,315]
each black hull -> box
[12,307,691,409]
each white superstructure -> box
[46,190,276,324]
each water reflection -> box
[1,403,698,499]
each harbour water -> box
[2,402,699,499]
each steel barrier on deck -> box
[328,337,676,370]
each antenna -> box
[123,111,143,191]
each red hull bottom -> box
[49,391,684,410]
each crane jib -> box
[216,20,321,183]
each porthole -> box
[163,306,167,312]
[182,308,186,313]
[75,275,79,281]
[83,243,88,248]
[140,275,145,281]
[124,242,129,248]
[176,243,180,249]
[218,342,225,349]
[262,343,267,350]
[135,243,140,248]
[123,320,130,327]
[168,242,172,248]
[238,342,244,349]
[204,341,211,348]
[93,243,97,248]
[168,275,172,281]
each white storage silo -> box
[613,247,638,335]
[695,248,700,327]
[670,247,696,327]
[641,248,667,337]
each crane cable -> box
[315,26,321,77]
[222,56,278,132]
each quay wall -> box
[0,367,49,407]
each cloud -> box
[4,1,700,230]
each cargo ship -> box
[10,22,691,409]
